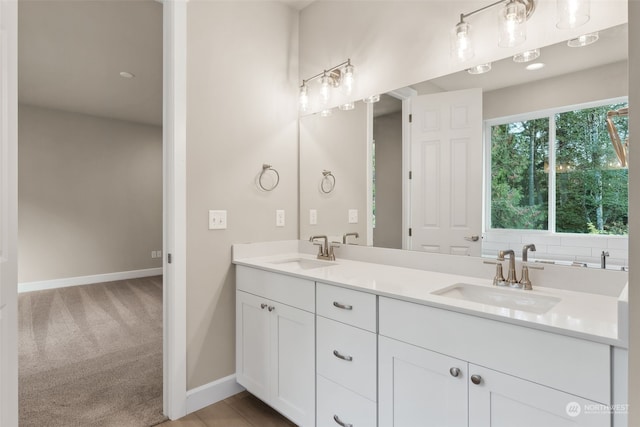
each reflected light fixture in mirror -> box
[567,32,599,47]
[556,0,590,29]
[339,102,355,111]
[468,63,492,74]
[320,108,333,117]
[342,63,355,95]
[513,48,540,62]
[498,0,527,47]
[363,94,381,103]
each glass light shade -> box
[342,64,355,95]
[513,48,540,63]
[339,102,355,111]
[498,0,526,48]
[319,74,331,105]
[298,84,309,112]
[320,109,333,117]
[567,32,599,47]
[556,0,590,29]
[450,21,474,62]
[467,63,492,74]
[363,94,380,104]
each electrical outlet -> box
[209,210,227,230]
[348,209,358,224]
[151,251,157,259]
[276,210,285,227]
[309,209,317,225]
[157,250,162,259]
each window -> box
[488,99,628,235]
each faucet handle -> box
[519,266,532,290]
[493,263,506,287]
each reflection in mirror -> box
[300,23,629,268]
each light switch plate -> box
[276,210,285,227]
[348,209,358,224]
[309,209,317,225]
[209,210,227,230]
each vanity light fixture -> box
[567,32,599,47]
[298,59,355,112]
[363,94,381,104]
[451,0,537,61]
[467,63,492,74]
[513,48,540,63]
[556,0,590,29]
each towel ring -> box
[259,164,280,191]
[321,170,336,194]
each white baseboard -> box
[186,374,245,415]
[18,267,163,293]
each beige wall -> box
[627,0,639,423]
[186,1,299,389]
[372,111,402,249]
[18,105,162,283]
[484,60,628,119]
[299,102,368,243]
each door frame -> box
[0,0,19,424]
[163,0,188,420]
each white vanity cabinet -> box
[236,266,315,427]
[315,283,378,427]
[379,296,612,427]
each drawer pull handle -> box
[449,367,461,378]
[268,306,275,312]
[333,350,353,362]
[260,303,268,309]
[333,301,353,310]
[471,374,482,385]
[333,414,353,427]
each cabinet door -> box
[236,291,271,403]
[379,336,468,427]
[270,301,315,427]
[468,364,611,427]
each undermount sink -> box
[270,258,336,270]
[432,283,561,314]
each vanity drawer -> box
[317,316,377,402]
[317,282,376,332]
[379,296,611,404]
[236,265,315,313]
[317,375,377,427]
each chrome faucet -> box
[343,232,359,244]
[498,249,518,287]
[309,235,336,261]
[522,244,536,262]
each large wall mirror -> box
[299,23,629,268]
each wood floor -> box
[158,391,296,427]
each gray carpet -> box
[19,276,167,427]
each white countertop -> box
[234,252,624,347]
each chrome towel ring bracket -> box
[320,170,336,194]
[258,164,280,192]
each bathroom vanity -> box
[233,241,628,427]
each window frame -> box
[484,96,629,236]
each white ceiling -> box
[18,0,163,126]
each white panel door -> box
[270,301,315,427]
[236,291,271,403]
[379,336,468,427]
[0,0,18,425]
[468,364,610,427]
[409,88,482,256]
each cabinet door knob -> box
[333,414,353,427]
[260,303,267,309]
[333,350,353,362]
[333,301,353,310]
[470,374,482,385]
[268,306,275,312]
[449,367,461,377]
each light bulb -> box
[342,63,355,96]
[320,73,331,105]
[451,21,474,61]
[299,84,309,112]
[498,0,526,48]
[556,0,590,29]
